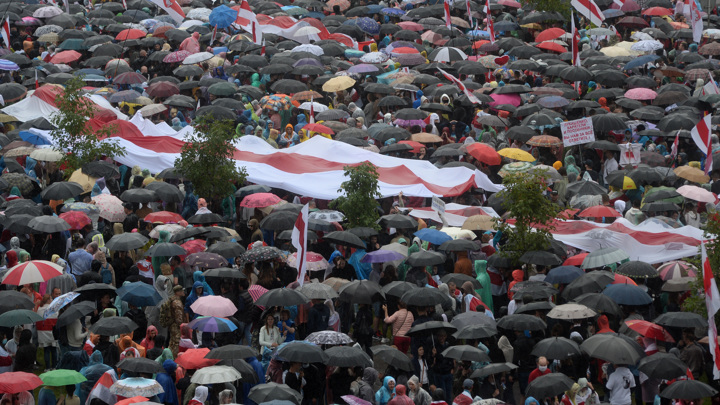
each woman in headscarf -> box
[407,376,432,405]
[157,360,179,405]
[189,386,209,405]
[376,376,396,405]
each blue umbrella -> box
[44,292,80,319]
[345,49,365,58]
[381,7,405,16]
[188,316,238,333]
[307,12,326,19]
[603,9,624,18]
[366,4,383,13]
[414,228,453,246]
[622,54,660,71]
[544,266,584,284]
[466,30,490,39]
[74,68,104,76]
[355,17,380,35]
[208,5,238,29]
[117,281,163,307]
[602,283,652,306]
[19,131,52,146]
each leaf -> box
[331,162,381,230]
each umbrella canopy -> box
[339,280,384,304]
[254,288,309,307]
[580,333,644,364]
[190,296,237,318]
[191,365,242,384]
[660,380,718,400]
[39,369,87,386]
[531,337,582,360]
[90,317,138,335]
[325,345,372,367]
[277,341,329,363]
[526,373,575,399]
[2,260,63,285]
[638,353,690,380]
[0,372,43,394]
[603,283,653,306]
[546,303,596,320]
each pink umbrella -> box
[624,88,657,100]
[489,93,522,108]
[398,21,424,31]
[676,185,716,203]
[92,194,126,222]
[163,50,191,63]
[248,284,269,310]
[190,295,237,317]
[498,0,521,7]
[240,192,281,208]
[611,0,640,11]
[342,396,372,405]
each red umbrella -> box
[181,239,206,255]
[50,50,82,64]
[612,273,637,286]
[0,372,43,394]
[535,28,566,42]
[144,211,184,224]
[397,21,424,31]
[578,205,621,218]
[175,348,218,370]
[558,208,579,219]
[616,16,649,28]
[59,211,92,230]
[498,0,521,7]
[536,41,567,53]
[240,192,282,208]
[116,29,147,41]
[472,40,490,50]
[642,7,673,15]
[625,320,674,342]
[392,47,420,54]
[147,81,180,98]
[303,123,334,135]
[153,25,173,38]
[398,140,425,153]
[2,260,63,285]
[466,143,501,166]
[564,253,588,266]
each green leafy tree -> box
[50,75,125,174]
[525,0,571,20]
[494,171,560,262]
[682,213,720,317]
[174,116,247,200]
[331,162,381,230]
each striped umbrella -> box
[0,60,19,71]
[658,260,697,280]
[2,260,63,285]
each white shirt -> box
[603,157,618,183]
[606,366,635,405]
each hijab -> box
[192,386,209,403]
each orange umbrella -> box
[303,123,334,135]
[50,50,82,64]
[578,205,621,218]
[175,348,219,370]
[472,40,490,49]
[466,143,501,166]
[116,29,147,41]
[612,273,637,286]
[535,28,566,42]
[642,6,673,15]
[564,253,588,266]
[398,140,425,153]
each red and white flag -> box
[571,11,581,67]
[236,0,263,44]
[86,370,117,405]
[309,95,315,123]
[211,25,217,44]
[571,0,605,27]
[484,0,494,44]
[671,130,680,158]
[691,114,713,174]
[0,17,9,50]
[466,0,473,26]
[438,68,481,104]
[261,38,266,56]
[444,0,452,29]
[688,0,703,44]
[702,241,720,379]
[35,69,38,89]
[291,204,309,286]
[704,79,720,96]
[122,0,127,9]
[612,0,624,7]
[149,0,185,24]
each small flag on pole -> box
[291,204,310,285]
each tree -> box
[331,161,382,230]
[494,171,560,262]
[50,75,126,174]
[174,115,247,200]
[524,0,571,20]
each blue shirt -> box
[279,319,295,342]
[67,249,93,276]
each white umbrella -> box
[431,46,468,62]
[587,28,615,36]
[630,40,663,52]
[182,52,215,65]
[30,148,63,162]
[110,378,164,397]
[547,303,596,320]
[139,103,167,117]
[33,6,64,18]
[291,44,324,56]
[186,8,212,21]
[190,366,242,384]
[630,31,654,41]
[34,25,64,36]
[360,52,388,63]
[298,101,329,112]
[179,19,205,28]
[295,26,321,36]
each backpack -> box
[158,299,174,328]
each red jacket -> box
[528,368,552,383]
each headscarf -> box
[156,348,174,364]
[192,386,209,403]
[564,155,580,181]
[120,346,141,361]
[376,376,396,405]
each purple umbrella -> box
[188,316,238,333]
[360,249,406,263]
[348,64,380,74]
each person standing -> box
[605,365,635,405]
[168,286,185,357]
[452,379,474,405]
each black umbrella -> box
[381,281,417,298]
[82,161,120,179]
[371,345,413,371]
[638,353,688,380]
[580,333,644,365]
[0,290,33,314]
[561,271,615,300]
[248,383,301,405]
[487,254,515,268]
[255,289,309,307]
[660,380,718,400]
[41,181,84,200]
[324,231,366,249]
[196,106,236,121]
[259,211,296,231]
[271,79,308,93]
[276,341,328,363]
[440,273,481,289]
[406,321,457,337]
[117,357,164,374]
[325,345,373,368]
[29,216,71,233]
[89,317,138,335]
[514,301,555,314]
[572,293,622,316]
[338,280,384,304]
[207,242,245,257]
[187,213,224,225]
[451,311,497,330]
[469,362,518,378]
[145,182,184,203]
[206,344,258,360]
[591,113,628,132]
[170,227,210,243]
[378,214,418,229]
[0,309,42,327]
[497,314,547,331]
[216,359,259,384]
[406,250,446,267]
[347,227,379,239]
[615,261,658,278]
[235,185,272,199]
[453,323,499,339]
[120,189,158,203]
[203,267,246,279]
[441,345,491,362]
[438,239,480,252]
[520,251,562,266]
[654,312,707,329]
[103,233,148,252]
[146,243,187,257]
[531,337,581,360]
[526,373,575,399]
[56,301,96,328]
[401,288,450,307]
[566,180,607,198]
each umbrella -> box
[581,248,629,269]
[441,345,491,362]
[43,292,80,319]
[453,323,499,339]
[240,193,282,208]
[186,252,228,269]
[191,365,242,384]
[466,143,501,165]
[41,181,84,200]
[469,363,518,378]
[56,301,96,328]
[105,233,149,251]
[248,383,302,405]
[544,266,584,284]
[28,216,71,233]
[401,288,450,307]
[176,348,219,370]
[116,282,163,307]
[616,261,658,278]
[90,317,138,335]
[189,316,238,333]
[370,345,413,371]
[190,295,237,318]
[603,283,652,306]
[326,345,372,367]
[277,341,329,363]
[660,380,718,400]
[296,283,338,300]
[547,303,596,320]
[91,194,126,222]
[117,357,165,374]
[526,373,575,399]
[520,251,562,266]
[657,261,697,280]
[110,378,164,398]
[206,345,258,360]
[235,185,272,199]
[497,314,547,331]
[339,280,384,304]
[360,250,406,263]
[203,268,246,279]
[0,291,33,314]
[255,289,309,307]
[2,260,63,285]
[241,246,283,263]
[39,369,86,386]
[531,337,581,360]
[324,231,366,249]
[572,293,622,316]
[638,353,690,380]
[0,372,43,394]
[654,312,707,329]
[0,309,42,327]
[580,333,644,364]
[625,320,674,342]
[207,242,245,258]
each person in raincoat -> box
[77,351,111,405]
[376,376,397,405]
[156,359,180,405]
[181,183,198,219]
[474,260,493,312]
[152,230,171,278]
[279,124,298,148]
[179,32,201,54]
[564,155,581,182]
[184,281,209,320]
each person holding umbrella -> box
[605,363,635,405]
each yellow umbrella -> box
[0,114,16,123]
[68,169,97,193]
[620,176,637,190]
[461,215,496,231]
[497,148,536,162]
[322,76,356,92]
[674,166,710,183]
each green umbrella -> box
[499,161,533,177]
[40,369,87,386]
[0,309,43,327]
